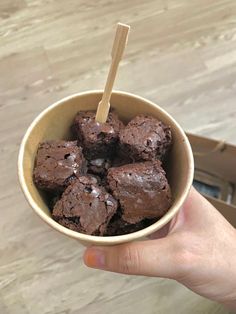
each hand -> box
[83,187,236,310]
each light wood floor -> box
[1,0,236,313]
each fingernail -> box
[84,248,105,269]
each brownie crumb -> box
[105,213,155,236]
[87,158,112,176]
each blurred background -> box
[1,0,236,313]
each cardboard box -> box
[187,133,236,227]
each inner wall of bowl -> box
[23,91,188,218]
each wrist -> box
[222,298,236,311]
[221,229,236,311]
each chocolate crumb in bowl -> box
[87,158,112,176]
[52,176,118,236]
[112,153,133,167]
[71,111,124,160]
[107,160,172,224]
[33,140,87,192]
[119,115,172,162]
[48,192,62,211]
[105,212,155,236]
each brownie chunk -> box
[52,176,117,235]
[71,111,124,160]
[119,115,172,161]
[33,141,87,191]
[107,161,172,224]
[105,213,155,236]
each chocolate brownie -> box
[71,111,124,160]
[52,176,118,235]
[119,115,172,161]
[107,161,172,224]
[33,140,87,191]
[105,213,155,236]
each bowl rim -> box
[18,90,194,245]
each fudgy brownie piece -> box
[52,176,118,236]
[71,111,124,160]
[119,115,172,161]
[33,141,87,191]
[107,161,172,224]
[105,213,155,236]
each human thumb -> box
[83,237,180,278]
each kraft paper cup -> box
[18,90,194,246]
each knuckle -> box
[176,248,194,265]
[171,235,198,279]
[174,248,196,279]
[117,245,141,274]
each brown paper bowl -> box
[18,91,194,246]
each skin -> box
[84,187,236,310]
